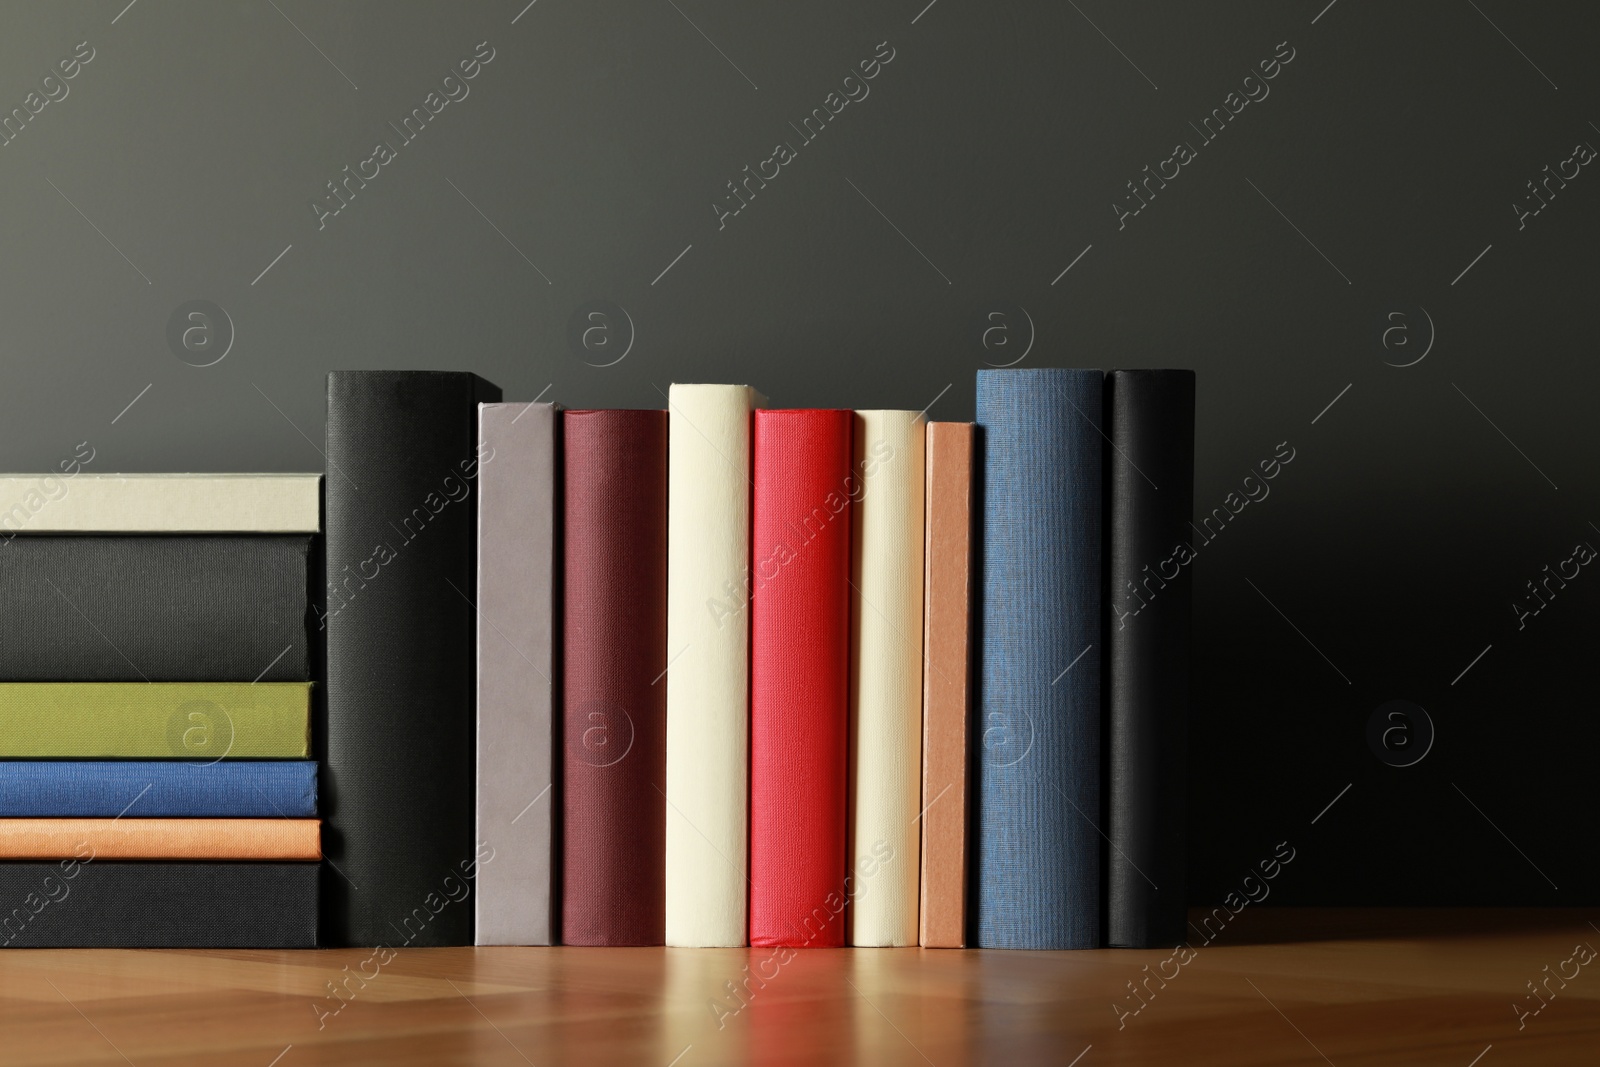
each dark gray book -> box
[1106,370,1195,949]
[0,536,311,682]
[323,370,500,948]
[0,862,317,948]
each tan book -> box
[920,422,973,947]
[0,818,321,859]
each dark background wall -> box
[2,0,1595,905]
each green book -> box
[0,683,310,758]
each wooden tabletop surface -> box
[5,909,1598,1065]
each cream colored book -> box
[849,410,926,946]
[0,473,321,533]
[665,384,756,947]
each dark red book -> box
[561,409,668,946]
[749,409,853,947]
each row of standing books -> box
[324,368,1194,951]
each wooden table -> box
[6,909,1598,1065]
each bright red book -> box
[749,409,853,948]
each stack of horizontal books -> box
[0,472,322,948]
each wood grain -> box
[4,909,1598,1065]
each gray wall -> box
[3,0,1595,903]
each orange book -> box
[920,422,973,948]
[0,819,320,860]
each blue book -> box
[975,368,1103,949]
[0,761,317,817]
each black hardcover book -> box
[323,371,500,947]
[1106,369,1195,949]
[0,535,311,682]
[0,862,317,948]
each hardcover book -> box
[323,370,500,948]
[0,682,309,758]
[0,473,321,533]
[0,862,318,948]
[749,409,853,948]
[665,384,756,947]
[920,421,973,948]
[1106,369,1195,948]
[974,368,1103,950]
[0,760,317,817]
[562,409,669,947]
[848,410,925,947]
[0,818,321,860]
[475,401,557,946]
[0,536,312,682]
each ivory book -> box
[665,384,756,947]
[848,410,925,947]
[0,473,321,533]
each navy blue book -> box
[974,368,1103,949]
[0,761,316,817]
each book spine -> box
[749,409,853,948]
[665,384,754,947]
[0,760,316,817]
[562,409,669,946]
[849,410,925,947]
[324,370,500,948]
[474,402,557,946]
[0,536,311,682]
[920,421,973,948]
[1106,370,1195,948]
[975,368,1104,950]
[0,818,320,859]
[0,474,322,533]
[0,683,309,758]
[0,862,318,948]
